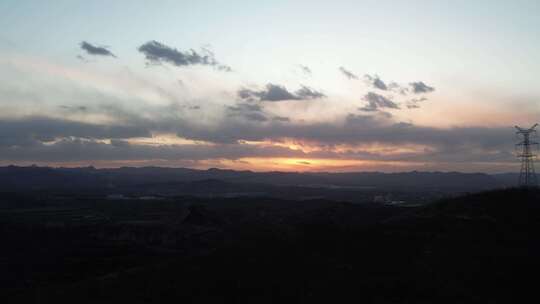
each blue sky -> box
[3,1,540,81]
[0,1,539,171]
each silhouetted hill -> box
[3,187,540,303]
[420,187,540,219]
[0,165,105,190]
[492,172,540,187]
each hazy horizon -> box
[0,163,528,175]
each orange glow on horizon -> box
[240,139,435,156]
[213,157,427,172]
[0,158,519,173]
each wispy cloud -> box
[295,85,326,99]
[227,103,268,122]
[339,66,358,80]
[298,65,312,75]
[406,97,428,109]
[364,74,388,90]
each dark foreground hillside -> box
[2,188,540,303]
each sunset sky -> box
[1,0,539,172]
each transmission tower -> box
[515,123,539,187]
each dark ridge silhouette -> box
[0,165,513,194]
[2,187,540,303]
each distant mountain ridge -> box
[0,166,522,194]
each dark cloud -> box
[339,66,358,80]
[171,113,383,146]
[242,112,268,122]
[227,103,268,122]
[364,74,388,90]
[258,84,298,101]
[0,117,150,148]
[138,41,211,66]
[295,85,326,99]
[80,41,116,58]
[360,92,400,111]
[237,88,256,101]
[373,78,387,90]
[410,81,435,94]
[228,103,262,112]
[0,113,517,168]
[228,104,290,124]
[0,137,309,163]
[153,115,515,164]
[138,40,230,71]
[238,84,326,102]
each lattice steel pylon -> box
[515,123,539,187]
